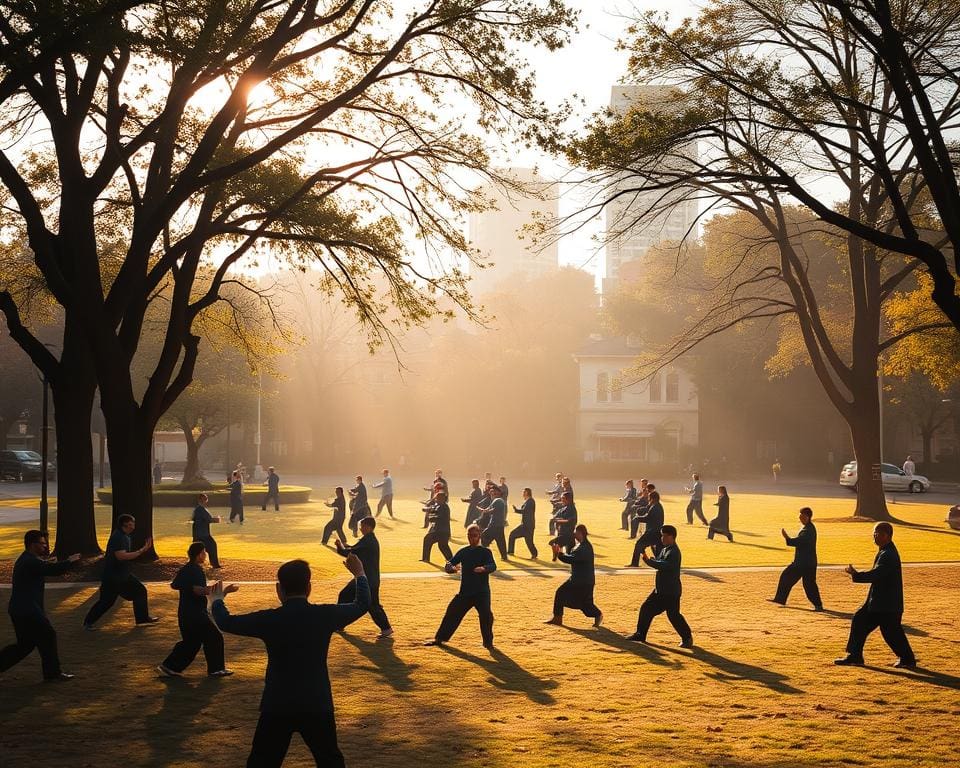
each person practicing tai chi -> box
[425,524,497,649]
[706,485,733,541]
[83,515,160,630]
[348,475,370,537]
[322,487,347,546]
[373,469,395,519]
[158,542,234,678]
[480,483,509,560]
[262,466,281,512]
[229,470,245,524]
[335,517,392,638]
[684,473,708,526]
[771,507,822,610]
[627,525,693,648]
[545,524,602,627]
[626,489,664,567]
[507,487,538,559]
[462,478,483,528]
[548,491,577,561]
[0,530,80,681]
[192,493,222,569]
[212,554,370,767]
[422,491,454,563]
[835,522,916,669]
[628,481,652,539]
[619,479,637,531]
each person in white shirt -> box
[373,469,395,519]
[902,456,915,476]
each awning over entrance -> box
[590,424,656,438]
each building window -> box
[597,372,609,403]
[649,373,662,403]
[612,374,623,402]
[666,372,679,403]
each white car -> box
[839,461,931,493]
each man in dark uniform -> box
[83,515,160,629]
[347,475,369,537]
[498,476,509,504]
[628,482,652,539]
[619,479,637,531]
[262,466,281,511]
[422,469,448,528]
[213,554,370,767]
[0,530,80,681]
[192,493,222,568]
[545,524,602,627]
[627,525,693,647]
[508,487,538,558]
[462,479,483,528]
[422,491,454,563]
[335,517,392,638]
[835,522,916,668]
[480,484,508,560]
[229,470,244,524]
[627,489,664,566]
[424,524,497,648]
[158,541,233,677]
[771,507,822,609]
[474,480,494,530]
[322,487,347,546]
[548,491,577,560]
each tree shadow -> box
[439,644,558,705]
[339,633,417,692]
[889,518,960,538]
[565,625,680,668]
[661,645,803,694]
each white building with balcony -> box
[573,337,698,462]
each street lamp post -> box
[253,370,263,481]
[39,373,49,537]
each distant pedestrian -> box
[229,470,244,524]
[772,459,782,483]
[153,460,162,485]
[322,488,348,546]
[262,466,280,511]
[373,469,395,518]
[191,493,222,568]
[157,542,234,678]
[706,486,733,542]
[545,525,601,627]
[771,507,822,610]
[498,476,509,504]
[902,456,915,476]
[684,473,707,526]
[835,523,916,668]
[83,515,160,629]
[626,525,693,648]
[619,479,637,531]
[0,530,80,681]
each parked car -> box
[0,450,55,482]
[839,460,931,493]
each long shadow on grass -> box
[865,664,960,690]
[781,605,929,636]
[565,626,680,668]
[889,519,960,538]
[339,633,417,692]
[682,569,724,583]
[728,540,787,552]
[662,645,803,694]
[145,676,222,764]
[439,644,558,705]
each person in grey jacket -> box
[771,507,822,609]
[835,522,916,668]
[373,469,394,519]
[684,473,707,525]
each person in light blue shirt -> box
[373,469,395,519]
[684,473,707,525]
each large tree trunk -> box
[51,326,101,556]
[848,403,892,521]
[102,398,157,558]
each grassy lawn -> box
[1,486,957,579]
[1,566,958,767]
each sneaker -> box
[892,658,917,669]
[209,669,235,677]
[378,628,394,639]
[136,616,162,626]
[833,655,864,666]
[423,639,444,647]
[157,664,181,678]
[44,672,75,682]
[679,638,694,649]
[625,633,647,643]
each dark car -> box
[0,450,54,482]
